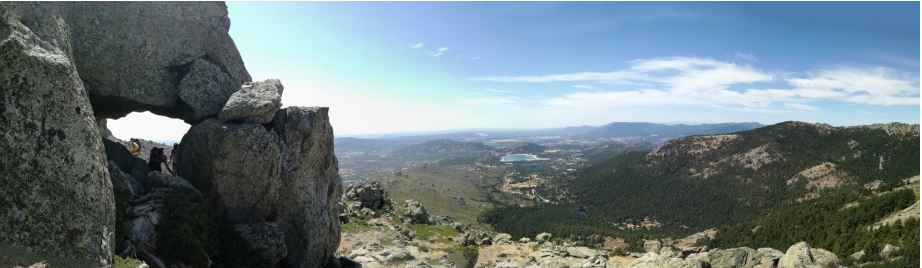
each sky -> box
[109,2,920,140]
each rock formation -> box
[272,107,343,267]
[0,5,115,264]
[0,2,342,267]
[177,119,284,223]
[177,107,342,267]
[402,199,431,224]
[219,79,284,124]
[2,2,249,123]
[344,180,390,211]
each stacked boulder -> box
[342,180,391,218]
[177,79,342,267]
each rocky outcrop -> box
[776,241,842,268]
[177,107,341,267]
[864,122,920,136]
[177,119,283,223]
[0,2,346,267]
[879,244,900,259]
[0,12,114,264]
[536,232,553,243]
[463,230,494,246]
[623,241,834,268]
[643,240,663,253]
[786,162,847,201]
[493,233,513,245]
[219,79,284,124]
[344,180,390,211]
[402,199,431,224]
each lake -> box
[501,154,542,162]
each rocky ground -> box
[336,181,846,268]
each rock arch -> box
[0,2,341,266]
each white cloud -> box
[731,52,758,62]
[472,56,480,60]
[788,66,920,105]
[474,57,919,114]
[784,103,819,111]
[427,47,449,57]
[472,57,771,92]
[483,88,513,94]
[472,70,643,83]
[459,97,520,105]
[545,89,671,107]
[571,85,598,90]
[409,42,424,49]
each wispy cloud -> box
[571,85,598,90]
[483,88,513,94]
[788,66,920,105]
[472,56,481,60]
[459,97,521,105]
[472,57,771,90]
[408,42,424,49]
[427,47,449,57]
[784,103,819,111]
[473,57,919,112]
[731,52,758,62]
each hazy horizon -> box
[109,2,919,142]
[107,112,918,142]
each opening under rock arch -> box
[107,112,190,143]
[104,112,190,165]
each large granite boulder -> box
[220,79,284,124]
[176,119,282,223]
[0,14,115,264]
[3,2,251,123]
[177,107,341,267]
[273,107,342,268]
[67,2,250,122]
[536,232,553,243]
[628,253,707,268]
[778,242,814,268]
[809,248,839,267]
[644,240,664,254]
[343,180,390,210]
[708,247,758,268]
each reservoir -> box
[501,154,543,162]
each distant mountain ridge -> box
[581,122,763,139]
[336,121,766,147]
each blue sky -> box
[221,2,919,136]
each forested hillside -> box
[483,122,919,241]
[711,179,919,267]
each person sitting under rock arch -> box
[129,138,141,157]
[148,147,173,174]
